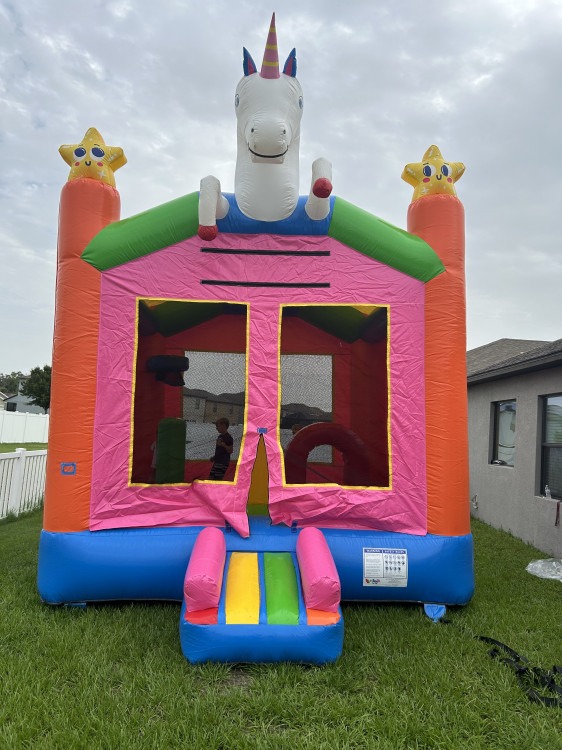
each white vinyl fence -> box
[0,411,49,443]
[0,448,47,519]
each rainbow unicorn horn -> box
[260,13,280,79]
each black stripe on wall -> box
[200,280,330,288]
[200,248,330,257]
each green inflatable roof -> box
[81,192,444,283]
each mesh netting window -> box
[280,354,333,464]
[183,352,245,462]
[280,305,389,488]
[131,299,247,485]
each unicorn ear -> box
[243,47,257,76]
[283,48,297,77]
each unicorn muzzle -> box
[247,121,289,163]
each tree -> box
[20,365,52,413]
[0,371,24,395]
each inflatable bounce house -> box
[38,15,474,664]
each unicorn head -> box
[235,14,302,166]
[234,14,303,220]
[198,13,331,235]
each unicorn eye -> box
[441,164,450,177]
[91,147,105,159]
[298,96,303,109]
[235,94,240,107]
[423,164,436,177]
[74,147,87,159]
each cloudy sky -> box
[2,0,561,375]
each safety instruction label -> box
[363,548,408,587]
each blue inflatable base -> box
[38,518,474,606]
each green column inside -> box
[155,417,186,483]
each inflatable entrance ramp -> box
[180,527,344,664]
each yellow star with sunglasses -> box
[402,145,465,202]
[59,127,126,187]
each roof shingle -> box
[467,337,562,383]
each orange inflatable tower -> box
[402,145,470,536]
[43,128,125,532]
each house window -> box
[541,394,562,499]
[491,400,516,466]
[6,402,16,412]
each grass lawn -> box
[0,442,47,453]
[1,514,560,749]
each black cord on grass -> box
[431,613,562,708]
